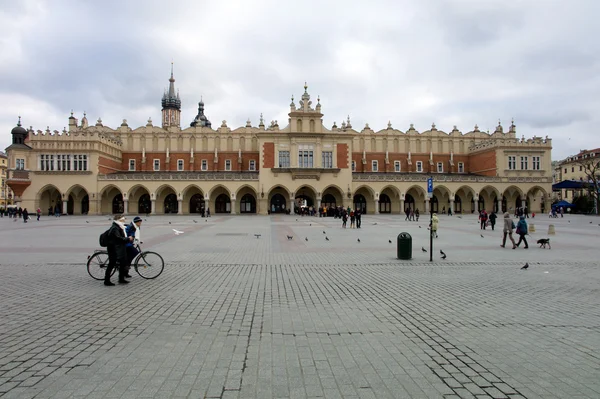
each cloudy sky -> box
[1,0,598,160]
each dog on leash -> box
[537,238,551,249]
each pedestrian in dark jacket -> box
[515,216,529,249]
[105,215,134,286]
[489,211,497,231]
[355,209,362,228]
[125,216,143,277]
[23,208,29,223]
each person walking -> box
[22,208,29,223]
[479,210,488,230]
[350,210,355,228]
[500,212,517,249]
[355,208,362,228]
[105,215,134,286]
[341,210,348,228]
[515,215,529,249]
[405,207,411,221]
[415,208,420,222]
[36,207,41,221]
[431,213,439,238]
[124,216,143,278]
[489,211,497,231]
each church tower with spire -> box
[161,63,181,128]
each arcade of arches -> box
[32,184,551,216]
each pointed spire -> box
[17,115,21,126]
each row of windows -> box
[278,151,335,168]
[351,160,465,173]
[40,154,88,171]
[130,159,257,172]
[508,156,541,171]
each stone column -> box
[151,199,156,215]
[425,198,430,214]
[177,199,183,215]
[375,200,380,214]
[450,199,455,214]
[400,199,405,214]
[62,200,68,215]
[289,197,295,214]
[316,198,321,210]
[204,199,209,215]
[497,199,502,213]
[230,200,236,215]
[123,199,129,215]
[96,199,102,215]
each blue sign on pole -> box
[427,177,433,192]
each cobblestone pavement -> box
[0,213,599,398]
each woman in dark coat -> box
[105,215,133,286]
[22,208,29,223]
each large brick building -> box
[5,70,553,216]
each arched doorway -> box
[405,194,415,212]
[112,194,124,214]
[454,195,462,213]
[216,194,231,213]
[139,194,151,214]
[67,195,75,215]
[379,194,391,213]
[270,194,287,213]
[189,194,204,214]
[478,197,485,212]
[354,194,367,213]
[322,194,336,216]
[240,194,256,213]
[164,194,178,214]
[431,195,439,213]
[81,195,89,215]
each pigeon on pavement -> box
[521,262,529,270]
[325,236,329,241]
[480,234,484,238]
[305,237,308,241]
[172,229,184,235]
[193,220,198,223]
[440,249,447,259]
[422,247,427,252]
[323,231,326,234]
[357,238,361,243]
[286,235,293,240]
[389,239,392,243]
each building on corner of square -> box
[5,70,553,216]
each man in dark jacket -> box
[105,215,133,286]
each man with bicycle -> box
[124,216,143,278]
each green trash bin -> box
[397,232,412,260]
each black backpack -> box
[99,228,111,247]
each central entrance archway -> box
[164,194,178,214]
[270,194,287,213]
[379,193,391,213]
[215,194,231,213]
[240,194,256,213]
[354,194,367,213]
[190,194,204,214]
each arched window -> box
[189,194,204,214]
[309,120,315,133]
[354,194,367,214]
[112,194,124,214]
[270,194,287,213]
[164,194,178,214]
[379,194,391,213]
[138,194,151,214]
[215,194,231,213]
[240,194,256,213]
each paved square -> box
[0,213,599,398]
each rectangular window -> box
[65,155,70,171]
[564,168,567,173]
[201,159,208,171]
[177,159,184,171]
[508,156,516,170]
[371,160,378,172]
[225,159,231,171]
[322,151,333,168]
[532,156,541,170]
[458,162,464,173]
[579,165,582,171]
[40,155,45,171]
[129,159,136,171]
[49,155,54,171]
[437,162,443,173]
[298,150,314,168]
[352,161,356,171]
[153,159,160,171]
[571,167,574,172]
[278,151,290,168]
[56,155,62,171]
[521,156,528,170]
[394,161,401,172]
[249,160,256,171]
[16,158,25,170]
[416,161,423,172]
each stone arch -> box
[209,185,231,214]
[236,185,258,214]
[455,185,476,214]
[353,185,375,214]
[502,185,524,213]
[268,185,291,214]
[321,184,344,215]
[526,185,548,213]
[99,184,124,215]
[294,185,318,212]
[479,185,501,213]
[380,185,400,213]
[432,185,451,214]
[65,184,90,215]
[353,184,375,199]
[155,184,177,214]
[37,184,62,216]
[182,184,205,214]
[405,185,426,213]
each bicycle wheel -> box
[134,251,164,279]
[87,251,114,280]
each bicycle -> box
[87,243,164,280]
